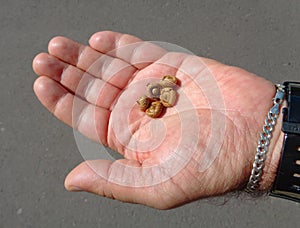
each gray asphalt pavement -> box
[1,0,299,227]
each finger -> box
[89,31,167,69]
[64,159,181,209]
[89,31,142,53]
[33,53,121,110]
[48,36,137,89]
[33,76,110,144]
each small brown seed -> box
[147,83,162,98]
[136,95,151,111]
[160,75,178,87]
[146,101,164,118]
[160,87,177,107]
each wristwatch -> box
[270,81,300,202]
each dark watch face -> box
[271,81,300,203]
[289,82,300,97]
[287,82,300,123]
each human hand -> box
[32,31,283,209]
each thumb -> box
[64,159,173,209]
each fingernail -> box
[69,186,83,192]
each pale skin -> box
[32,31,284,209]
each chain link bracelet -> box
[246,84,286,193]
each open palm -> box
[33,31,282,209]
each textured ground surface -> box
[1,0,299,227]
